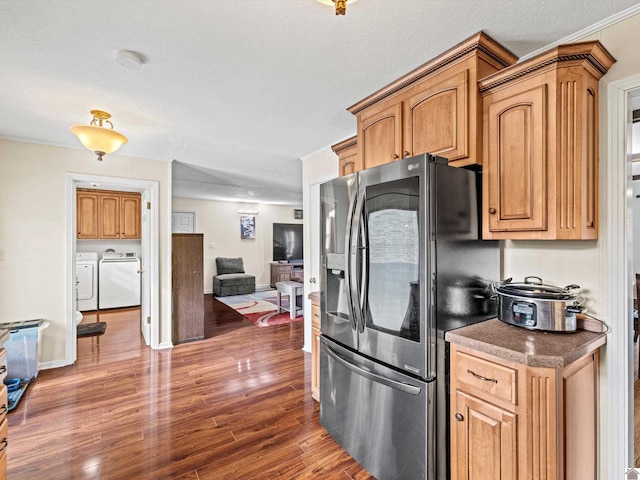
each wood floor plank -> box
[7,294,371,479]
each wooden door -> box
[76,191,99,239]
[358,102,402,170]
[404,69,468,161]
[120,195,141,239]
[484,81,547,236]
[99,193,121,238]
[172,234,204,344]
[452,390,517,480]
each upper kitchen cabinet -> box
[331,135,358,177]
[348,32,518,171]
[77,189,142,240]
[479,41,615,240]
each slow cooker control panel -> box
[511,302,536,327]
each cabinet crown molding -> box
[347,31,518,115]
[331,135,357,154]
[478,40,616,93]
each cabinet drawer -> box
[0,387,6,425]
[0,418,8,470]
[455,350,517,404]
[0,349,7,384]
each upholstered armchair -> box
[213,257,255,296]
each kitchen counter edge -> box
[445,318,607,368]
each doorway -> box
[603,75,640,476]
[65,173,160,365]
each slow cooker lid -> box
[496,277,579,300]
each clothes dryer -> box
[76,252,98,311]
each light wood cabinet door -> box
[77,191,99,239]
[479,41,614,240]
[332,136,358,176]
[484,80,548,234]
[99,193,121,239]
[403,69,468,162]
[452,390,517,480]
[357,102,403,170]
[120,195,141,239]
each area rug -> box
[216,290,304,328]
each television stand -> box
[270,262,304,288]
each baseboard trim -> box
[39,359,72,370]
[157,341,174,349]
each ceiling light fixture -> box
[316,0,358,15]
[69,110,128,161]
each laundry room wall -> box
[77,240,142,258]
[0,138,172,369]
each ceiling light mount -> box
[69,110,128,161]
[316,0,358,15]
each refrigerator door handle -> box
[344,187,358,332]
[350,192,367,333]
[324,344,422,396]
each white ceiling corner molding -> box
[518,3,640,62]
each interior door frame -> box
[65,173,160,363]
[603,74,640,477]
[302,171,338,353]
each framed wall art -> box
[240,216,255,239]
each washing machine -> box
[99,252,141,309]
[76,252,98,311]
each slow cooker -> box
[492,276,584,332]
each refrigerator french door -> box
[322,154,450,379]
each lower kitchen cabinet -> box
[0,332,9,480]
[450,342,599,480]
[311,302,320,401]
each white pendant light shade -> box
[69,110,128,161]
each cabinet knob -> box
[403,151,410,158]
[488,208,497,215]
[392,154,399,160]
[455,413,464,422]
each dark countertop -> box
[445,318,607,368]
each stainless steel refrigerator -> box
[319,153,499,480]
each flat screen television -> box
[273,223,303,263]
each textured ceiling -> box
[0,0,638,205]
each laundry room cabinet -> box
[76,189,141,239]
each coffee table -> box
[275,281,304,319]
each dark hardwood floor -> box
[7,295,372,479]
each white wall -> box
[0,138,172,366]
[171,197,302,291]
